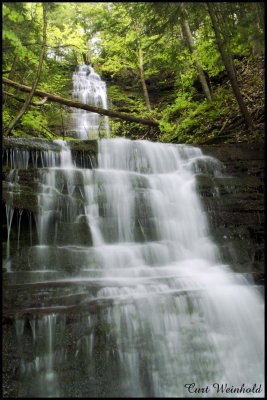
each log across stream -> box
[3,77,159,127]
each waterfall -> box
[69,64,110,139]
[4,67,264,397]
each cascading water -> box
[4,68,264,398]
[69,64,110,139]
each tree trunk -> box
[3,78,159,127]
[207,3,253,130]
[256,2,264,33]
[138,41,152,112]
[5,4,47,136]
[82,53,89,65]
[180,3,212,102]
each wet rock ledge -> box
[2,139,265,283]
[2,137,98,153]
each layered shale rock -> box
[3,139,264,280]
[198,143,264,282]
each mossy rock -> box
[2,189,39,214]
[196,175,215,189]
[2,137,99,157]
[215,176,263,195]
[68,140,98,154]
[3,137,62,152]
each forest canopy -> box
[2,2,264,144]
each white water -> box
[80,138,264,397]
[14,137,262,397]
[6,67,264,397]
[70,64,110,139]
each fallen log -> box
[3,77,159,127]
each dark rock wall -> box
[2,140,264,397]
[198,143,265,283]
[2,140,265,281]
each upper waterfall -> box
[69,64,110,140]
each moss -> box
[196,175,214,189]
[2,165,11,180]
[3,137,62,152]
[68,140,98,153]
[94,321,113,336]
[3,190,39,214]
[215,176,262,193]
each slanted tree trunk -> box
[180,3,212,102]
[138,40,152,112]
[5,4,47,136]
[207,3,253,130]
[3,78,159,127]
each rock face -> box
[1,139,264,397]
[2,139,264,280]
[198,143,264,284]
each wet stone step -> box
[4,298,116,320]
[200,143,265,162]
[3,271,63,285]
[5,279,137,290]
[71,150,97,169]
[216,241,265,272]
[5,275,199,292]
[38,168,93,186]
[2,137,98,156]
[215,177,263,195]
[7,245,101,272]
[220,159,264,178]
[208,210,264,226]
[4,290,92,311]
[196,174,264,197]
[55,221,93,246]
[97,224,159,243]
[202,194,264,212]
[210,224,265,242]
[4,288,206,320]
[3,188,40,214]
[6,240,189,272]
[3,137,62,152]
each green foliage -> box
[194,20,225,77]
[7,108,55,139]
[110,119,128,138]
[2,2,264,142]
[3,3,37,64]
[3,108,12,127]
[21,110,46,130]
[108,84,152,138]
[160,93,224,143]
[3,4,24,22]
